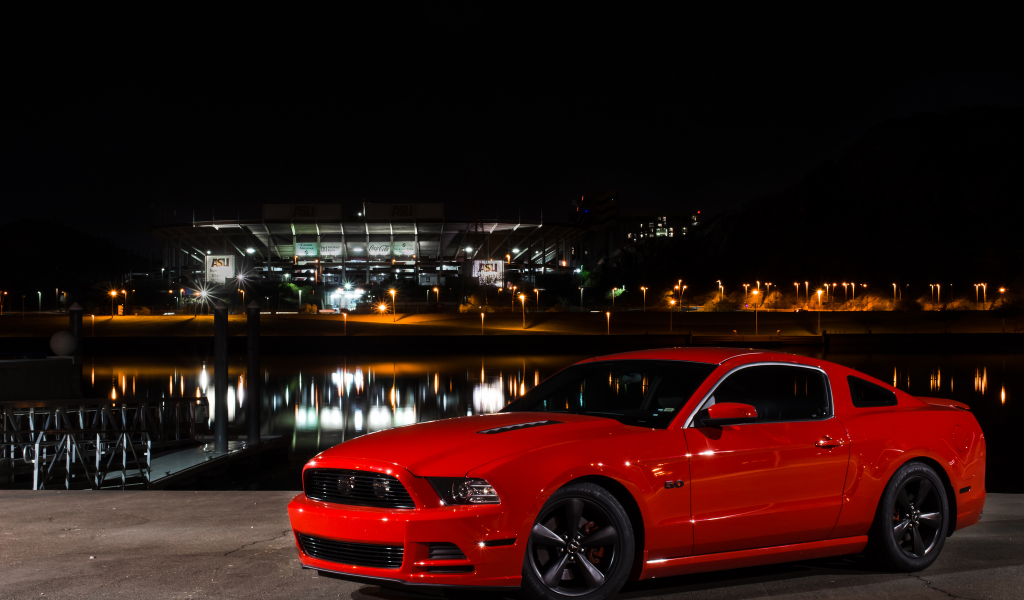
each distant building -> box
[150,203,584,304]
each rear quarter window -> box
[848,376,898,408]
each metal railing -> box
[1,397,207,490]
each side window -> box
[705,365,831,423]
[848,376,898,407]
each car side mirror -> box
[692,402,759,427]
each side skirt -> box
[640,536,869,580]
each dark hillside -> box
[0,219,147,305]
[695,108,1024,283]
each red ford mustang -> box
[287,348,986,599]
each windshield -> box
[502,360,716,428]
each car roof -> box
[577,347,771,366]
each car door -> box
[683,363,850,555]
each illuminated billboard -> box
[319,242,344,256]
[205,255,235,284]
[368,242,416,256]
[295,242,318,256]
[472,260,503,286]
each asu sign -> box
[205,255,234,284]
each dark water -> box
[81,349,1022,493]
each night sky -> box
[3,8,1023,252]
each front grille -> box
[428,542,468,560]
[297,533,404,569]
[304,468,415,508]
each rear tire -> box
[867,461,949,571]
[520,483,634,600]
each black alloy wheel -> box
[869,461,949,571]
[521,483,634,600]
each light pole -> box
[751,289,759,334]
[534,288,539,312]
[343,312,347,335]
[893,283,897,309]
[606,311,610,335]
[389,289,396,322]
[433,287,439,305]
[579,287,584,312]
[765,283,773,310]
[519,293,526,329]
[669,300,675,332]
[37,291,41,312]
[936,284,941,305]
[805,281,809,303]
[794,283,800,305]
[817,289,823,334]
[511,285,517,309]
[640,287,647,311]
[680,285,687,310]
[743,283,749,304]
[298,289,302,311]
[612,287,617,310]
[480,312,485,335]
[843,283,848,302]
[110,290,117,317]
[982,284,987,306]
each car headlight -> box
[427,477,501,505]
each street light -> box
[743,283,749,302]
[37,291,41,312]
[110,290,117,317]
[751,289,759,335]
[816,289,823,334]
[612,287,618,310]
[519,293,526,329]
[794,283,800,304]
[893,283,898,309]
[640,287,647,311]
[433,287,439,304]
[579,287,584,312]
[389,289,396,323]
[481,312,485,335]
[805,281,809,303]
[606,311,610,335]
[669,300,675,332]
[534,288,540,312]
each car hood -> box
[313,412,629,476]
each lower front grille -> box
[297,533,403,569]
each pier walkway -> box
[0,491,1020,599]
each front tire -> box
[520,482,634,600]
[867,461,949,571]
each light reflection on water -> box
[82,350,1021,492]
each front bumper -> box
[288,492,523,588]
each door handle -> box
[815,435,844,449]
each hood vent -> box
[477,420,562,434]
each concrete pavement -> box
[0,491,1020,600]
